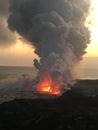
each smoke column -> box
[8,0,91,92]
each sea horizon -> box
[0,65,98,103]
[0,65,98,80]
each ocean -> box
[0,66,38,103]
[78,67,98,79]
[0,66,98,82]
[0,66,98,103]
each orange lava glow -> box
[36,72,61,95]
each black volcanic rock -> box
[0,93,98,130]
[0,80,98,130]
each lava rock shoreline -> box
[0,80,98,130]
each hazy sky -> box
[0,0,98,67]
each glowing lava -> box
[36,72,61,95]
[43,85,51,92]
[37,81,61,95]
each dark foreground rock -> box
[0,80,98,130]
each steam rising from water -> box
[8,0,91,92]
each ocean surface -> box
[0,66,98,103]
[0,66,37,87]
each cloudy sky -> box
[0,0,98,67]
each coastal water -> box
[0,66,37,87]
[78,68,98,79]
[0,66,98,83]
[0,66,38,103]
[0,66,98,103]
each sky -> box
[85,0,98,57]
[0,0,98,67]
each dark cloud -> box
[0,0,9,16]
[0,0,16,47]
[8,0,91,91]
[0,17,16,47]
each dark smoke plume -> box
[0,0,16,47]
[8,0,91,91]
